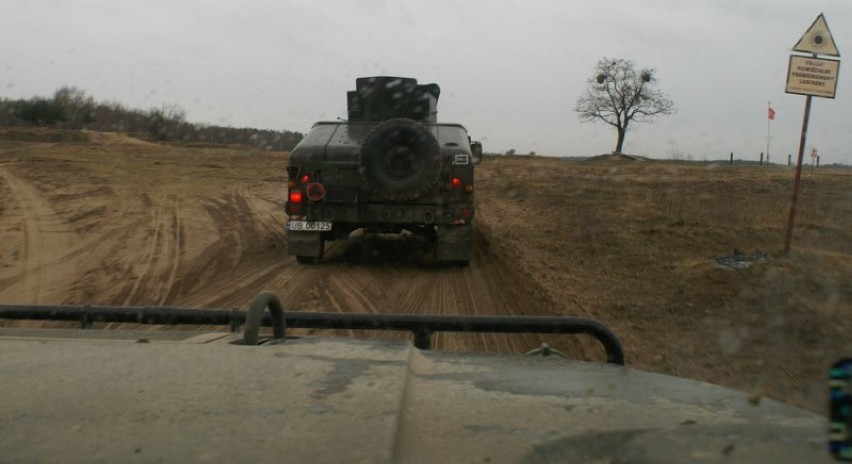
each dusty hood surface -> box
[0,329,829,463]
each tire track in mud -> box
[238,182,287,244]
[121,196,183,306]
[178,181,339,312]
[161,198,183,305]
[0,163,155,307]
[460,267,491,352]
[122,200,165,305]
[0,167,78,304]
[246,227,591,359]
[170,191,293,310]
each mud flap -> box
[436,225,473,262]
[287,231,324,258]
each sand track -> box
[121,196,183,305]
[0,144,582,358]
[0,167,78,304]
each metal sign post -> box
[784,93,812,254]
[783,14,840,254]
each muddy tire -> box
[359,118,442,201]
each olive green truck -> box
[285,76,481,265]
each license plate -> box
[286,220,332,232]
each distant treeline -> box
[0,86,303,151]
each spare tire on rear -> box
[359,118,442,201]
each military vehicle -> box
[0,294,837,463]
[285,77,480,265]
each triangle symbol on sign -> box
[793,13,840,56]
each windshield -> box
[1,1,850,461]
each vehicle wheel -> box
[359,118,442,200]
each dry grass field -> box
[1,127,850,415]
[477,154,851,415]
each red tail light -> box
[451,177,462,189]
[300,174,311,184]
[289,191,303,203]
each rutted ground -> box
[0,130,586,359]
[1,128,850,414]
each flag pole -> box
[766,101,771,165]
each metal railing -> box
[0,292,625,365]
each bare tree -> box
[575,58,674,155]
[53,86,95,129]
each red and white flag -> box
[768,106,776,120]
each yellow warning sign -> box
[786,55,840,98]
[793,13,840,56]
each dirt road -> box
[0,131,572,357]
[2,128,850,414]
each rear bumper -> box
[292,202,474,226]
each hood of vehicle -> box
[0,329,829,463]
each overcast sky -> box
[2,1,850,164]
